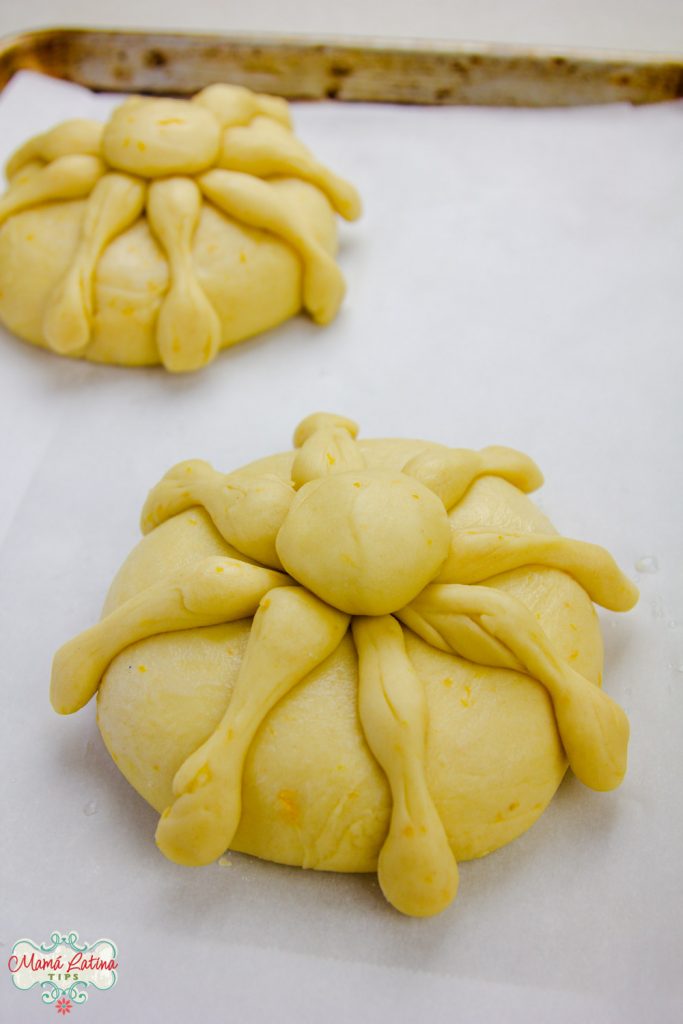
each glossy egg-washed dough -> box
[51,414,638,917]
[0,86,360,371]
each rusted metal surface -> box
[0,27,682,106]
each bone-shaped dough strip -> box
[438,530,639,611]
[50,557,288,715]
[155,586,349,866]
[193,83,292,129]
[6,119,104,180]
[42,172,146,354]
[352,615,459,917]
[140,460,294,569]
[147,177,222,372]
[407,583,630,791]
[293,412,359,447]
[6,159,45,187]
[197,169,346,324]
[0,155,106,228]
[403,446,543,511]
[396,603,523,671]
[291,413,365,489]
[218,117,361,221]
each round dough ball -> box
[276,469,451,615]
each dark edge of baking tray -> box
[0,27,682,106]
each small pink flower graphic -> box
[55,997,72,1015]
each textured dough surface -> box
[97,439,603,871]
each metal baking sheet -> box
[0,26,682,106]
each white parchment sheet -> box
[0,71,681,1023]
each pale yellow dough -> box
[0,87,361,371]
[52,414,638,917]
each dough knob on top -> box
[276,471,451,615]
[102,98,222,177]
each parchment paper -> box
[1,70,682,1023]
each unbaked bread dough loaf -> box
[51,414,638,916]
[0,86,360,371]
